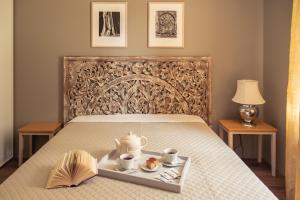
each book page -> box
[46,150,97,189]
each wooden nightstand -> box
[18,122,62,166]
[218,119,277,176]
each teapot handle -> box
[140,136,148,148]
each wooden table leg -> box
[228,133,234,149]
[258,135,263,163]
[271,133,276,176]
[219,126,224,141]
[28,135,33,157]
[18,134,24,166]
[49,133,54,140]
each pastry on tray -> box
[146,157,159,169]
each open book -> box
[46,150,97,189]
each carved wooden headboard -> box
[64,56,212,124]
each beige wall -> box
[263,0,292,175]
[0,0,13,166]
[14,0,264,157]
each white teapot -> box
[114,131,148,158]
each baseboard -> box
[0,154,13,167]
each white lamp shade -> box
[232,80,265,105]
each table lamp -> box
[232,80,265,127]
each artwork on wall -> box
[91,2,127,47]
[99,12,121,37]
[148,2,184,48]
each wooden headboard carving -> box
[64,57,211,124]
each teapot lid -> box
[121,131,138,141]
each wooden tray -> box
[97,150,191,193]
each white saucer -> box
[162,159,183,167]
[140,163,162,172]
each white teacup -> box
[119,153,135,170]
[162,148,178,164]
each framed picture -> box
[148,2,184,48]
[91,2,127,47]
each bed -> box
[0,57,277,200]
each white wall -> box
[0,0,13,166]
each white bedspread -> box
[0,115,277,200]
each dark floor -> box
[243,159,285,200]
[0,158,285,199]
[0,158,18,185]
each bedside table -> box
[218,119,277,176]
[18,122,62,166]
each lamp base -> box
[239,104,259,127]
[241,120,256,127]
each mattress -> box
[0,114,277,200]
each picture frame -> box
[91,2,127,47]
[148,2,184,48]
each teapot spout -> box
[114,139,121,149]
